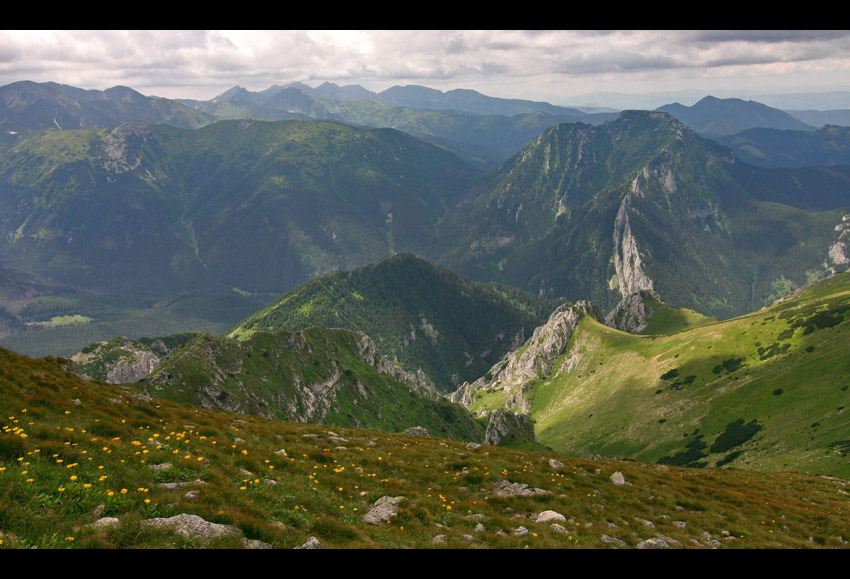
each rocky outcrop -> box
[106,350,160,383]
[71,334,199,384]
[827,215,850,272]
[71,337,162,384]
[605,289,662,333]
[451,301,600,414]
[140,513,240,543]
[363,496,406,525]
[140,327,482,440]
[354,332,431,395]
[101,122,151,174]
[483,409,537,446]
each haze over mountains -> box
[2,79,850,356]
[1,77,850,551]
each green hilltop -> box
[229,253,562,393]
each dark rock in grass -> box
[535,510,566,523]
[157,479,207,490]
[244,538,274,549]
[88,517,120,529]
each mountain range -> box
[2,81,850,471]
[0,84,849,356]
[435,110,850,318]
[3,78,850,550]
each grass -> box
[1,346,849,549]
[470,273,850,478]
[24,314,93,328]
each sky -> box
[2,30,850,109]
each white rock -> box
[536,510,567,524]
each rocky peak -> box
[451,301,601,414]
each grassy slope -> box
[512,273,850,478]
[636,292,717,336]
[1,346,848,549]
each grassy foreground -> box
[1,347,848,549]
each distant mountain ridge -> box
[716,125,850,168]
[656,95,817,136]
[0,80,214,147]
[184,82,615,169]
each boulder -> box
[295,536,321,549]
[535,510,567,523]
[141,513,241,543]
[363,496,406,525]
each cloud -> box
[0,30,849,101]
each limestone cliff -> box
[451,301,601,414]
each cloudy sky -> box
[2,30,850,108]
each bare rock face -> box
[484,409,537,446]
[605,289,660,333]
[611,194,654,299]
[451,301,600,414]
[106,350,160,383]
